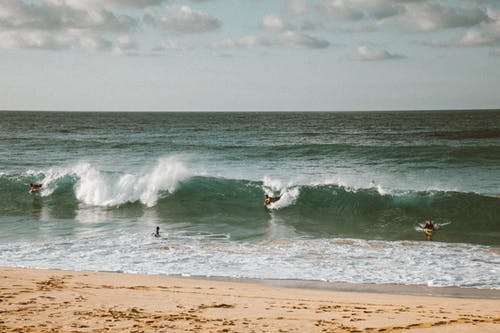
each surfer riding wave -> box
[29,183,42,193]
[264,194,280,206]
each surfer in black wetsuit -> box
[264,194,280,206]
[153,226,160,238]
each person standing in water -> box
[423,220,435,241]
[153,226,160,238]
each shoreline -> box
[197,275,500,299]
[1,267,499,332]
[4,266,500,299]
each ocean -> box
[1,110,499,289]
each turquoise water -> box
[1,111,499,288]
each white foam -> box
[262,176,300,209]
[75,156,191,207]
[35,156,192,207]
[1,235,498,289]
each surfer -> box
[264,194,280,206]
[153,226,160,238]
[423,220,435,241]
[29,183,42,193]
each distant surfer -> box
[264,194,280,206]
[29,183,42,193]
[423,220,435,241]
[153,226,161,238]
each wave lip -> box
[1,156,192,208]
[73,157,191,207]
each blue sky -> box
[1,0,500,111]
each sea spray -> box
[73,156,191,207]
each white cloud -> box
[318,0,364,21]
[417,29,500,48]
[162,5,221,34]
[0,0,137,33]
[208,36,272,50]
[114,35,139,52]
[79,35,114,52]
[62,0,168,9]
[239,35,272,48]
[458,30,497,46]
[348,44,404,61]
[0,0,139,52]
[288,0,308,15]
[278,31,330,49]
[0,29,115,52]
[207,32,330,51]
[0,31,72,50]
[261,14,288,31]
[398,3,490,32]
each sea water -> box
[0,111,499,289]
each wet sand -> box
[1,267,498,332]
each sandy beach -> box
[0,267,498,333]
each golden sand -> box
[1,267,498,332]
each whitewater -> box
[0,111,499,289]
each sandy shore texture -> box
[1,267,499,333]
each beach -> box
[1,268,498,333]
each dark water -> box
[0,110,499,288]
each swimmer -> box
[153,226,160,238]
[264,194,280,206]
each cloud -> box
[288,0,309,15]
[261,14,289,31]
[113,35,139,54]
[0,30,115,52]
[458,30,498,46]
[239,35,273,48]
[207,32,329,51]
[278,31,330,49]
[62,0,169,9]
[0,31,72,50]
[398,3,490,32]
[79,35,114,52]
[208,36,272,50]
[0,0,140,52]
[417,30,500,48]
[161,5,221,34]
[318,0,364,21]
[153,39,192,52]
[348,44,404,61]
[0,0,137,33]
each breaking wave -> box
[1,158,499,245]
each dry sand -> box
[1,267,498,333]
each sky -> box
[1,0,500,111]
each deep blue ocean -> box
[0,111,499,288]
